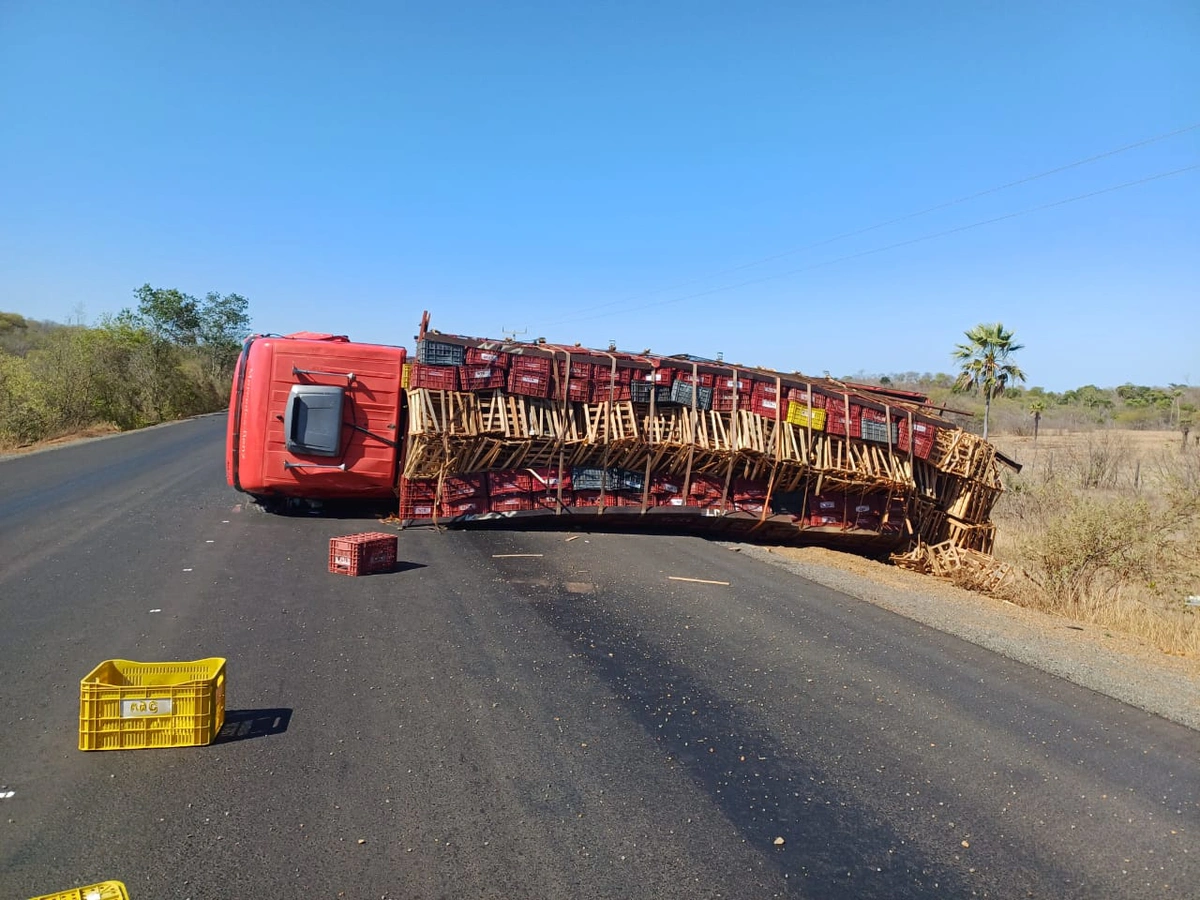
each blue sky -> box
[1,1,1197,391]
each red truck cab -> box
[225,333,406,500]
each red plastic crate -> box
[688,474,724,499]
[713,388,752,412]
[399,497,437,519]
[465,347,511,368]
[510,355,552,376]
[572,489,639,508]
[441,473,488,500]
[488,469,535,496]
[529,467,572,491]
[554,358,595,402]
[441,497,488,517]
[329,532,398,576]
[732,478,769,502]
[675,370,715,387]
[906,421,937,459]
[398,477,436,519]
[508,369,552,398]
[808,492,847,528]
[716,375,753,392]
[751,395,785,418]
[559,360,595,380]
[655,494,691,508]
[399,477,437,501]
[563,374,593,403]
[650,472,684,495]
[752,380,783,400]
[409,363,460,391]
[595,364,633,381]
[786,387,827,407]
[489,494,535,513]
[633,368,674,385]
[845,493,885,531]
[592,382,632,402]
[460,365,508,390]
[824,401,863,438]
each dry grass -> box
[989,430,1200,658]
[0,422,122,455]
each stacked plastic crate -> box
[460,346,510,391]
[750,380,785,418]
[730,477,769,514]
[571,466,644,507]
[669,370,714,409]
[785,388,827,430]
[399,473,489,519]
[508,355,553,398]
[411,339,465,390]
[487,469,535,512]
[712,374,752,412]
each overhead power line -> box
[538,121,1200,327]
[542,162,1200,329]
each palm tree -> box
[951,322,1027,440]
[1028,398,1046,441]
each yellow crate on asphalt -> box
[785,401,826,430]
[79,658,226,751]
[29,880,129,900]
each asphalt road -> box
[1,415,1196,899]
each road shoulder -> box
[743,544,1200,732]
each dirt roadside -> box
[743,543,1200,732]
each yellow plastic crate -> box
[786,401,827,430]
[79,658,226,751]
[29,880,129,900]
[401,362,412,388]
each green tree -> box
[197,291,250,381]
[951,322,1027,440]
[133,284,202,345]
[126,284,250,384]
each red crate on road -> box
[329,532,398,576]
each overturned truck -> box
[226,315,1014,557]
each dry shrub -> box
[992,435,1200,657]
